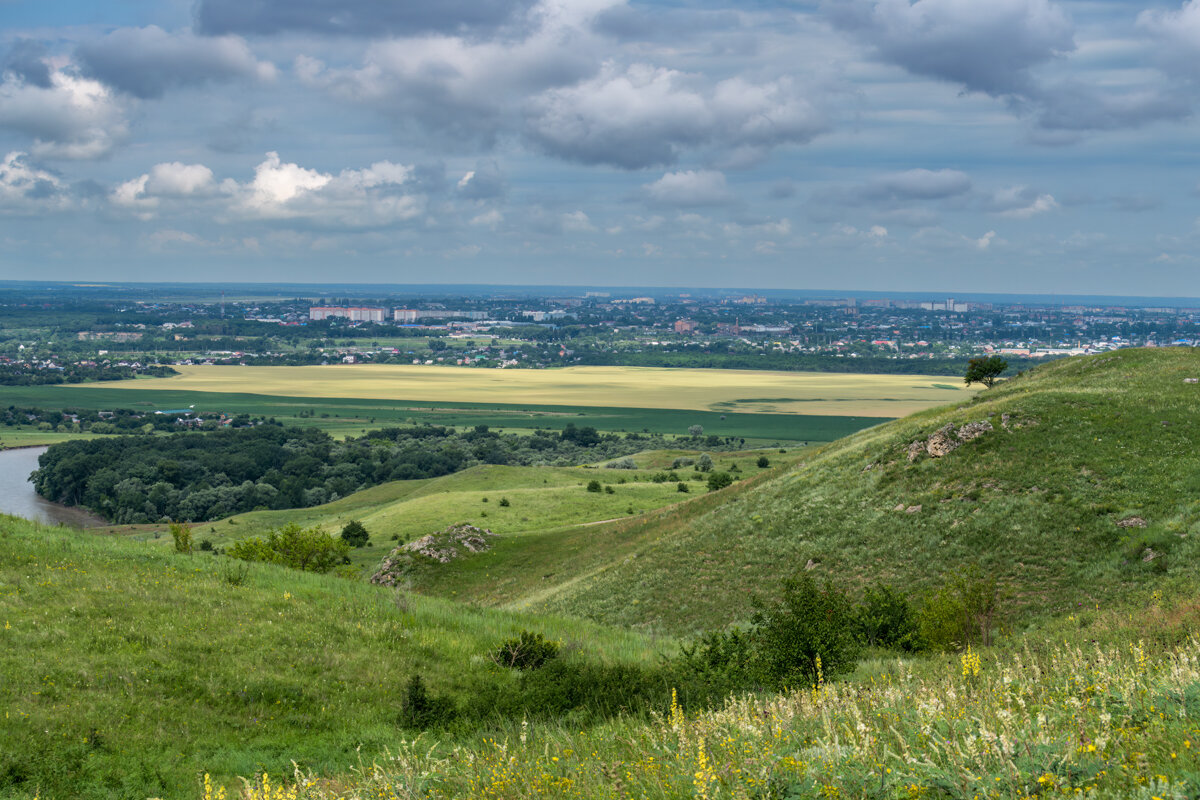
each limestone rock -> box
[926,425,960,457]
[957,420,994,441]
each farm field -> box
[86,364,970,417]
[0,383,881,443]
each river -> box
[0,446,107,528]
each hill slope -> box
[0,515,666,799]
[401,348,1200,633]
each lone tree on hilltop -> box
[964,356,1008,388]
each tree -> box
[687,424,704,437]
[340,519,370,548]
[756,455,770,468]
[227,523,350,573]
[750,572,860,688]
[706,472,733,492]
[964,356,1008,388]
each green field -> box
[0,383,880,443]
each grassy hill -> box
[0,515,669,799]
[111,449,802,572]
[396,348,1200,633]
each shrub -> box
[399,674,457,729]
[227,523,351,574]
[169,522,191,554]
[855,584,918,650]
[651,472,669,483]
[750,572,860,688]
[677,482,690,493]
[671,457,694,469]
[696,454,713,472]
[605,457,637,470]
[604,485,615,494]
[586,480,602,493]
[706,472,734,492]
[498,497,511,507]
[757,455,770,468]
[688,425,704,437]
[916,567,1000,651]
[340,520,370,548]
[490,630,560,671]
[198,539,214,552]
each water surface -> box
[0,446,107,528]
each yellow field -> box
[87,364,971,417]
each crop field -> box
[88,364,969,417]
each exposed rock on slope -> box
[371,523,497,587]
[906,420,994,461]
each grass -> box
[110,449,806,574]
[0,427,100,450]
[88,364,969,418]
[231,611,1200,799]
[0,515,671,800]
[374,348,1200,635]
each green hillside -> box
[400,348,1200,633]
[0,515,668,799]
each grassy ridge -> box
[0,515,668,799]
[395,348,1200,634]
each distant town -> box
[1,284,1197,381]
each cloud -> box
[0,68,129,159]
[1139,1,1200,80]
[827,0,1074,96]
[561,210,596,231]
[643,170,733,207]
[526,63,826,169]
[809,168,971,223]
[3,40,53,89]
[864,168,972,201]
[0,151,70,212]
[987,185,1058,218]
[195,0,538,37]
[469,209,503,229]
[296,1,607,148]
[456,160,506,199]
[111,162,219,216]
[976,230,996,249]
[76,26,275,99]
[232,152,423,226]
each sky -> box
[1,0,1200,294]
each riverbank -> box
[0,446,107,528]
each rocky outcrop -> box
[370,523,497,587]
[906,419,995,462]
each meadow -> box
[116,450,803,574]
[88,364,968,418]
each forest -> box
[31,423,708,524]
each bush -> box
[399,674,457,729]
[706,472,734,492]
[604,485,615,494]
[198,539,214,552]
[750,572,860,688]
[677,482,690,493]
[671,457,694,469]
[915,567,1000,651]
[757,455,770,468]
[855,584,918,650]
[696,453,713,472]
[586,480,602,493]
[340,520,370,548]
[490,630,560,671]
[498,497,511,507]
[227,523,351,574]
[605,457,637,470]
[169,522,191,554]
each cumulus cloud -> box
[296,2,606,148]
[111,162,218,217]
[561,210,596,231]
[643,170,733,207]
[526,64,826,169]
[195,0,537,37]
[0,151,70,212]
[456,160,506,199]
[827,0,1074,96]
[3,40,53,89]
[76,26,275,99]
[1139,1,1200,80]
[232,152,423,226]
[0,68,129,159]
[987,185,1058,218]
